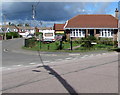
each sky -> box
[1,1,119,27]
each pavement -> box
[1,38,119,94]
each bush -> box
[55,41,60,50]
[24,37,36,48]
[55,41,64,50]
[98,38,113,45]
[6,32,20,39]
[81,36,97,48]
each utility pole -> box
[32,3,42,50]
[32,5,36,37]
[3,14,7,40]
[70,37,73,50]
[118,20,120,48]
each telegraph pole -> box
[3,14,7,40]
[118,20,120,48]
[32,5,37,37]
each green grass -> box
[23,40,116,52]
[75,44,114,51]
[23,41,80,51]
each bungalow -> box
[64,8,119,41]
[16,26,35,34]
[53,24,65,34]
[0,25,18,33]
[16,26,35,38]
[37,27,53,33]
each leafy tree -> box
[8,22,11,26]
[25,23,30,27]
[17,24,23,26]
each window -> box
[79,31,81,36]
[100,29,113,37]
[45,33,53,37]
[105,31,107,37]
[73,32,75,36]
[76,31,78,36]
[102,31,104,36]
[70,29,85,37]
[111,31,113,36]
[108,32,110,36]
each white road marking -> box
[102,53,106,55]
[51,54,57,56]
[66,57,72,60]
[89,54,93,57]
[17,65,22,66]
[96,54,101,56]
[56,59,63,61]
[69,53,80,56]
[43,61,50,63]
[29,63,36,65]
[81,55,89,58]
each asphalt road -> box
[1,38,119,93]
[2,38,108,70]
[2,51,118,93]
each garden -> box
[23,36,118,52]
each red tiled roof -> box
[65,15,118,28]
[54,24,65,30]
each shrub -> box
[98,38,113,46]
[55,41,64,50]
[81,36,97,48]
[24,37,36,48]
[6,32,20,39]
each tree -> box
[8,22,11,26]
[25,23,30,27]
[17,24,23,26]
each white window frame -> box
[70,29,85,37]
[99,29,113,38]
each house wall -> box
[65,29,118,41]
[65,29,70,40]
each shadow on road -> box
[34,65,78,95]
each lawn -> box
[23,36,117,52]
[23,40,115,53]
[23,41,80,51]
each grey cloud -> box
[1,2,115,27]
[2,2,93,21]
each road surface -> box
[1,38,119,94]
[2,38,109,70]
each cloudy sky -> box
[1,1,119,27]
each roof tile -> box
[65,15,118,28]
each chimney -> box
[115,8,119,19]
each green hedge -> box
[24,37,36,48]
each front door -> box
[89,29,94,36]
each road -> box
[2,38,108,70]
[1,38,119,94]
